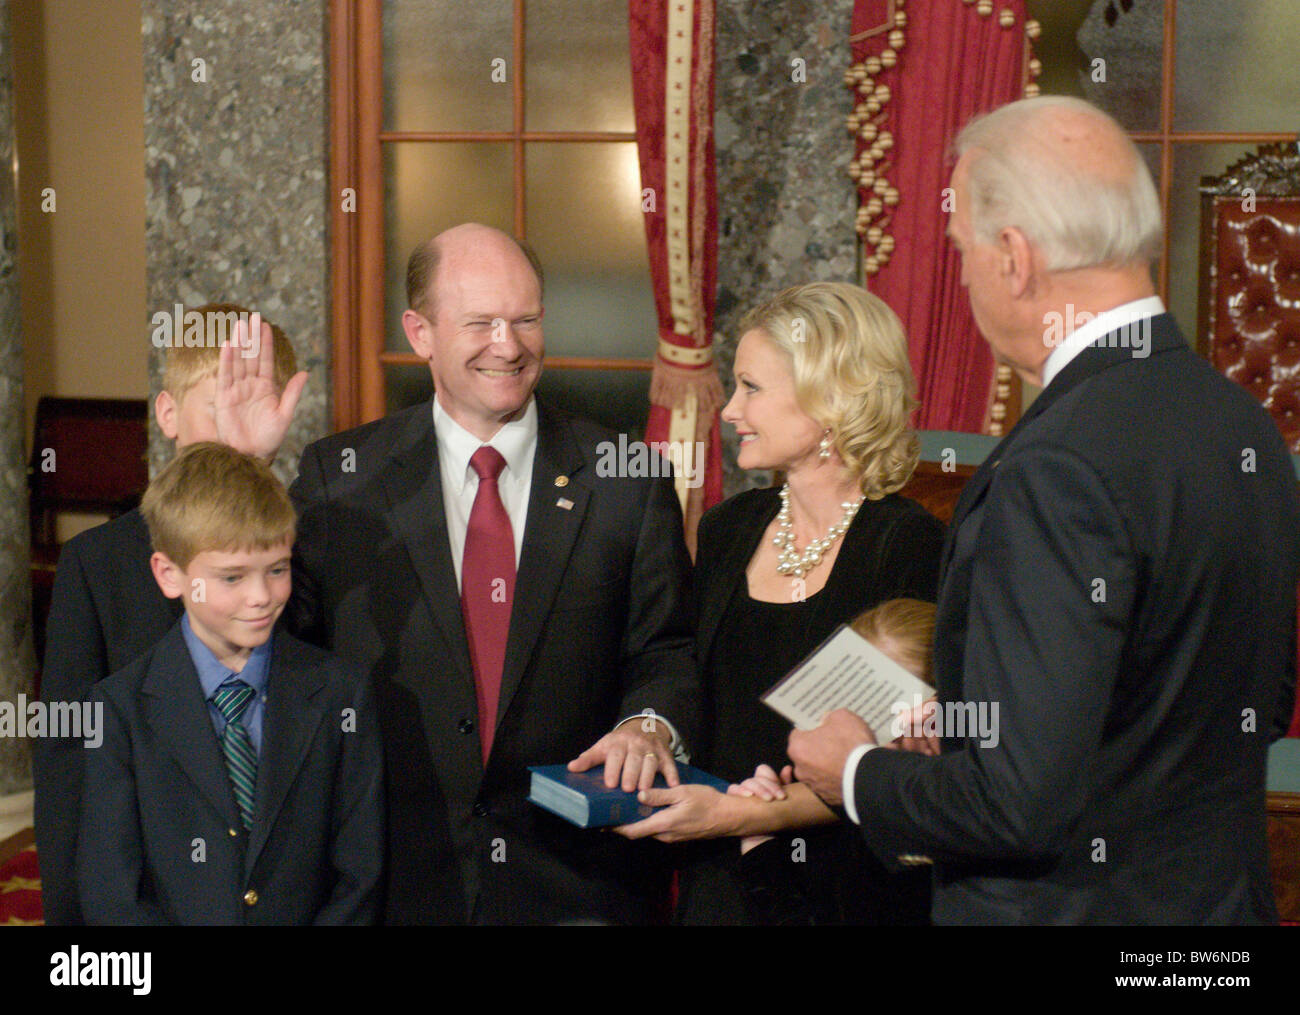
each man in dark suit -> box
[287,223,700,923]
[788,96,1300,923]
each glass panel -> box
[1072,0,1163,132]
[524,0,634,132]
[386,363,435,415]
[382,0,514,132]
[1136,140,1163,288]
[384,363,651,439]
[383,142,515,352]
[1174,1,1300,132]
[1167,142,1255,346]
[535,369,651,439]
[525,142,657,359]
[1025,0,1094,102]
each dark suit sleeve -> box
[853,445,1136,865]
[615,473,703,751]
[34,536,108,926]
[77,688,168,926]
[287,441,329,649]
[314,671,385,925]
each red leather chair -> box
[1198,142,1300,451]
[27,396,149,668]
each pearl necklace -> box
[773,483,864,578]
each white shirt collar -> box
[432,395,538,495]
[1040,296,1166,389]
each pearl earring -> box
[818,432,833,461]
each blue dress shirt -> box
[181,614,272,756]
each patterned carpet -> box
[0,830,43,925]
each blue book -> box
[527,763,731,828]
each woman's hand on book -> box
[612,784,739,842]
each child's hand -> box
[727,763,795,801]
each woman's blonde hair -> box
[738,281,919,498]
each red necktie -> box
[461,446,516,763]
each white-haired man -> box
[789,96,1300,924]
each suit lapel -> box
[494,402,588,731]
[245,633,328,871]
[142,626,240,829]
[379,405,476,687]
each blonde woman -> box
[617,282,943,925]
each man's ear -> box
[999,226,1036,300]
[402,309,433,359]
[150,551,186,600]
[155,390,179,440]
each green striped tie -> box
[212,679,258,830]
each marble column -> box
[142,0,330,481]
[0,0,36,795]
[713,0,859,495]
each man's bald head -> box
[406,223,545,318]
[954,96,1162,272]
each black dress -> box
[677,486,944,925]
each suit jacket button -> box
[458,718,474,734]
[472,802,489,817]
[243,889,259,906]
[228,828,238,837]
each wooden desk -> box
[1268,739,1300,921]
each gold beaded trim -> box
[845,0,905,278]
[981,8,1040,437]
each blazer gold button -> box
[228,828,238,837]
[243,889,259,906]
[554,475,568,487]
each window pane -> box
[386,363,434,415]
[382,0,514,132]
[383,142,515,352]
[1136,140,1163,285]
[1167,142,1255,346]
[535,369,651,439]
[1174,1,1300,132]
[525,142,656,360]
[385,363,651,439]
[1072,0,1163,132]
[1025,0,1093,102]
[524,0,634,132]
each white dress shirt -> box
[843,296,1166,825]
[433,395,537,592]
[1040,295,1165,389]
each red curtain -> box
[630,0,724,552]
[850,0,1033,434]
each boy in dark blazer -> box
[77,442,381,925]
[34,306,305,924]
